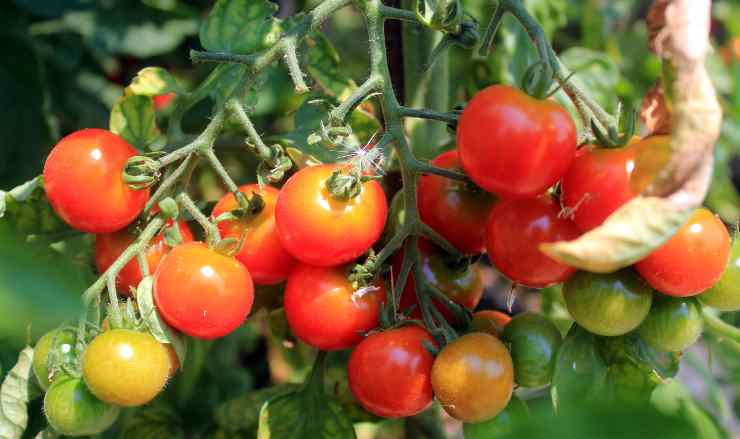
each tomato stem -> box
[702,308,740,354]
[176,193,221,246]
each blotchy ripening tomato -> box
[44,376,119,436]
[212,184,296,285]
[154,242,254,339]
[418,150,495,253]
[275,164,387,266]
[457,85,576,198]
[486,197,579,287]
[43,129,149,233]
[33,328,77,391]
[348,325,436,418]
[636,208,730,297]
[284,263,383,350]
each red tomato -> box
[153,93,176,110]
[284,264,384,350]
[348,325,436,418]
[154,242,254,339]
[43,129,149,233]
[457,85,576,199]
[212,184,296,285]
[95,220,194,295]
[636,208,730,297]
[418,150,495,254]
[486,197,579,287]
[275,164,387,266]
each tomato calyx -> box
[325,169,378,200]
[591,106,637,148]
[256,144,293,185]
[521,61,554,99]
[123,155,161,190]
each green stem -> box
[328,75,382,124]
[702,308,740,353]
[144,153,194,213]
[398,106,458,124]
[227,99,273,161]
[177,193,220,246]
[379,4,418,22]
[304,351,328,394]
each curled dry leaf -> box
[639,81,671,136]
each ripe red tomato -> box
[418,149,495,254]
[457,85,576,198]
[275,164,387,266]
[486,197,579,287]
[154,242,254,339]
[95,220,194,295]
[636,208,730,297]
[348,325,436,418]
[43,129,149,233]
[284,264,383,350]
[212,184,296,285]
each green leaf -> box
[136,276,187,368]
[556,47,620,114]
[285,147,323,169]
[1,177,69,237]
[651,380,724,439]
[257,392,356,439]
[215,384,299,433]
[551,325,607,411]
[200,0,281,54]
[305,33,356,100]
[540,197,693,273]
[0,347,34,439]
[109,95,161,151]
[128,67,184,96]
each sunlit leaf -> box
[200,0,281,54]
[109,94,161,151]
[128,67,184,96]
[0,347,34,439]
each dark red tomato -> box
[395,241,483,323]
[457,85,576,199]
[284,264,384,350]
[95,220,194,295]
[154,242,254,339]
[275,164,387,266]
[486,197,579,287]
[418,150,495,254]
[43,129,149,233]
[636,208,730,297]
[212,184,296,285]
[348,325,436,418]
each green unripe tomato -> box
[463,394,528,437]
[563,269,653,336]
[33,328,77,391]
[44,376,119,436]
[502,312,562,387]
[638,296,703,352]
[700,239,740,311]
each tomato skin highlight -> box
[95,220,194,295]
[212,184,296,285]
[486,197,579,287]
[457,85,576,199]
[154,242,254,339]
[33,328,77,391]
[44,376,120,436]
[284,264,383,350]
[700,238,740,311]
[348,325,436,418]
[431,332,514,423]
[636,208,730,297]
[82,329,171,407]
[43,129,149,233]
[418,150,495,254]
[275,164,387,266]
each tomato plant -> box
[32,328,77,391]
[503,312,562,388]
[44,376,120,436]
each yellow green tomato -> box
[33,328,76,391]
[44,376,119,436]
[700,239,740,311]
[502,312,562,388]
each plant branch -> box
[702,308,740,351]
[378,4,418,22]
[398,106,458,124]
[177,193,220,246]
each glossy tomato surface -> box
[502,312,562,388]
[470,310,512,337]
[82,329,171,407]
[457,85,576,198]
[44,376,119,436]
[95,220,193,295]
[33,328,77,391]
[154,242,254,339]
[275,164,387,266]
[348,325,435,418]
[43,129,149,233]
[418,150,495,253]
[284,263,383,350]
[638,296,702,352]
[486,197,579,287]
[212,184,296,285]
[636,208,730,297]
[700,238,740,311]
[431,332,513,422]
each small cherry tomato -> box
[502,312,562,388]
[463,394,528,435]
[212,184,296,285]
[470,310,512,337]
[154,242,254,339]
[43,129,149,233]
[636,208,730,297]
[348,325,436,418]
[638,296,703,352]
[82,329,171,407]
[95,220,194,295]
[563,269,653,336]
[486,197,579,287]
[44,376,119,436]
[33,328,77,391]
[418,150,495,253]
[275,164,387,266]
[457,85,576,198]
[431,332,514,423]
[700,238,740,311]
[284,263,384,350]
